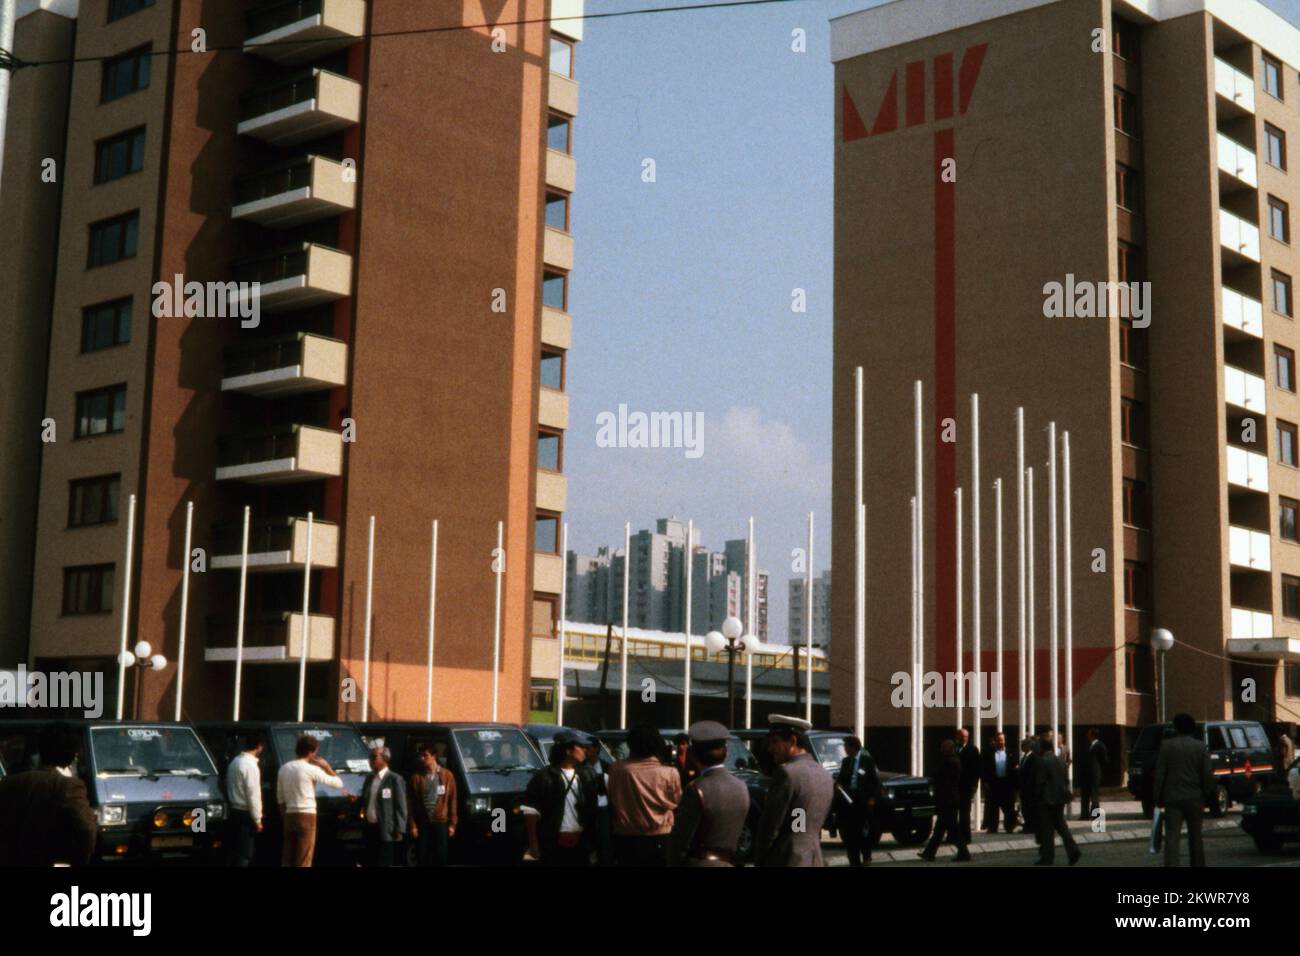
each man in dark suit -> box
[669,721,751,866]
[981,731,1019,833]
[360,744,408,867]
[919,738,970,861]
[1155,713,1215,867]
[1035,730,1080,865]
[955,727,981,844]
[755,715,835,866]
[1019,736,1040,842]
[835,735,881,866]
[1078,728,1108,820]
[0,722,97,866]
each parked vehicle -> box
[1240,756,1300,853]
[194,721,369,865]
[523,723,615,766]
[0,719,227,864]
[1127,720,1276,818]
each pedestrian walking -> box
[668,721,751,866]
[361,744,407,867]
[920,738,970,862]
[276,734,348,867]
[834,735,880,865]
[754,715,834,867]
[1155,712,1215,867]
[1018,736,1040,841]
[607,723,682,866]
[408,744,457,866]
[1034,730,1080,866]
[522,729,599,866]
[955,726,980,844]
[1078,728,1108,820]
[981,731,1019,833]
[226,733,264,866]
[0,722,97,866]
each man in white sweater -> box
[277,735,347,867]
[227,733,265,866]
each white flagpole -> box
[361,515,375,719]
[683,520,693,727]
[620,521,630,727]
[854,367,866,744]
[1063,432,1074,785]
[745,515,755,729]
[296,511,314,722]
[174,500,193,721]
[955,487,964,730]
[911,495,920,776]
[805,511,814,724]
[1027,467,1036,734]
[972,394,981,755]
[115,493,137,720]
[994,478,1004,733]
[1016,408,1026,740]
[558,522,569,726]
[233,505,250,720]
[492,520,504,722]
[914,380,924,769]
[1048,421,1059,754]
[426,519,438,722]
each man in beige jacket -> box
[1154,713,1215,867]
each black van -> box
[194,721,370,865]
[0,719,227,864]
[1127,719,1276,817]
[356,721,546,864]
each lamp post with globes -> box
[118,641,167,720]
[705,615,758,728]
[1151,628,1174,723]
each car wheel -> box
[1252,831,1283,854]
[891,820,933,847]
[1208,784,1229,818]
[1140,796,1154,819]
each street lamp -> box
[705,615,758,728]
[1150,628,1174,723]
[118,640,167,720]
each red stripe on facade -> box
[933,52,954,121]
[905,60,926,127]
[842,84,869,142]
[958,43,989,115]
[934,126,956,673]
[871,71,899,135]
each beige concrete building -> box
[832,0,1300,769]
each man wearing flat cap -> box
[668,721,751,866]
[755,715,834,867]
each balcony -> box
[537,470,567,512]
[1222,287,1263,339]
[232,242,352,312]
[222,332,347,396]
[1224,636,1300,661]
[538,387,569,430]
[238,69,361,147]
[546,149,576,193]
[1224,364,1267,413]
[1214,58,1255,114]
[534,552,563,594]
[1228,525,1271,571]
[1219,209,1260,264]
[1216,132,1257,189]
[1231,607,1274,640]
[544,227,574,271]
[1226,445,1269,492]
[204,612,335,663]
[232,155,356,228]
[245,0,366,66]
[548,73,579,116]
[541,306,571,349]
[216,424,343,484]
[211,517,339,572]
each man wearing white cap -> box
[754,714,834,866]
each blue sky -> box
[561,0,1300,642]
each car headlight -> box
[206,802,226,821]
[472,797,492,815]
[98,804,127,827]
[882,789,895,800]
[153,810,171,829]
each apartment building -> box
[0,0,585,722]
[832,0,1300,766]
[789,568,831,648]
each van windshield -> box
[272,727,372,775]
[455,729,542,772]
[90,727,216,777]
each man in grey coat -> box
[361,744,408,867]
[755,715,834,867]
[669,721,751,866]
[1035,730,1080,866]
[1155,713,1215,867]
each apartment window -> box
[1281,496,1300,542]
[1265,123,1287,170]
[535,513,560,553]
[62,565,114,616]
[101,46,151,103]
[537,430,562,471]
[530,681,557,713]
[68,475,120,528]
[1124,642,1153,693]
[81,298,131,353]
[1285,575,1300,619]
[1115,164,1140,211]
[108,0,155,21]
[1111,19,1139,62]
[1113,87,1138,137]
[1279,419,1298,466]
[1286,662,1300,698]
[1119,319,1147,370]
[1273,270,1293,317]
[88,211,139,267]
[549,35,574,77]
[543,271,568,311]
[547,112,572,154]
[1123,560,1148,610]
[545,190,570,232]
[1263,52,1283,100]
[1269,196,1291,243]
[1122,478,1148,528]
[75,385,127,438]
[1121,397,1145,447]
[1277,345,1296,392]
[540,349,565,390]
[94,127,146,185]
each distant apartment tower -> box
[0,0,586,722]
[789,569,832,648]
[831,0,1300,754]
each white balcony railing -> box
[1224,365,1268,412]
[1220,209,1261,262]
[1222,287,1264,338]
[1226,445,1269,492]
[1217,132,1258,187]
[1215,58,1255,113]
[1231,607,1274,640]
[1229,525,1272,571]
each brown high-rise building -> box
[0,0,585,721]
[832,0,1300,766]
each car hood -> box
[460,768,536,796]
[94,773,220,805]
